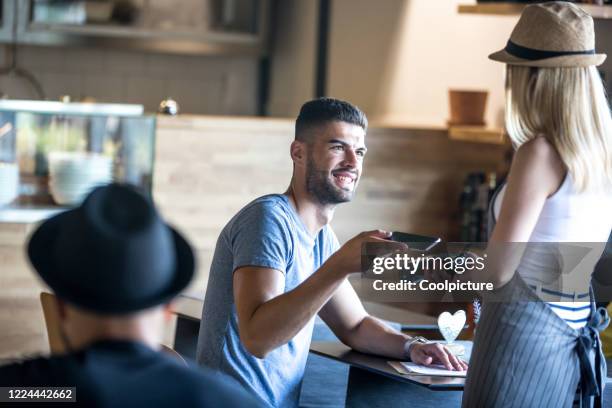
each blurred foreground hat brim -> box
[27,184,195,315]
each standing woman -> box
[462,2,612,408]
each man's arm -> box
[317,280,404,357]
[234,260,345,359]
[233,230,400,359]
[318,280,466,370]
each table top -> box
[174,294,204,321]
[310,341,471,391]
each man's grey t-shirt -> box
[196,194,339,408]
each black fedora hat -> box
[27,183,195,315]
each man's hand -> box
[410,342,468,371]
[327,230,407,276]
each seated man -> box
[197,98,467,408]
[0,184,260,408]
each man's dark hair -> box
[295,97,367,142]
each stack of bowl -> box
[48,152,113,206]
[0,162,19,206]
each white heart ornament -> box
[438,310,466,344]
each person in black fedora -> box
[0,183,261,408]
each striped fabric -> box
[525,281,591,329]
[468,183,609,407]
[462,274,607,408]
[548,302,591,330]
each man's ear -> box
[162,302,175,322]
[290,140,306,166]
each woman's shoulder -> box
[517,136,559,159]
[512,136,566,195]
[516,136,564,171]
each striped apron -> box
[462,186,609,408]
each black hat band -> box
[505,40,595,61]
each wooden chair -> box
[160,344,187,365]
[39,291,187,365]
[39,292,67,354]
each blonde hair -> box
[505,65,612,192]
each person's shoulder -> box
[166,363,263,406]
[242,194,291,216]
[0,359,29,385]
[516,136,563,167]
[231,194,293,228]
[512,136,566,194]
[0,355,65,386]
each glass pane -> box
[29,0,260,34]
[0,112,18,206]
[0,105,155,208]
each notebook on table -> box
[388,361,467,377]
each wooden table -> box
[310,341,472,408]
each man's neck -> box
[66,331,160,352]
[63,314,163,352]
[285,184,336,236]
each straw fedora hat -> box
[489,1,606,67]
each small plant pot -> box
[448,90,488,126]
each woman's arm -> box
[482,136,566,287]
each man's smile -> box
[331,170,357,190]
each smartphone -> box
[390,231,441,251]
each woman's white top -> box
[493,174,612,329]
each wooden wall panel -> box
[0,224,49,360]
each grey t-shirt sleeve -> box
[229,202,292,274]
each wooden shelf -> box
[448,126,506,144]
[458,3,612,19]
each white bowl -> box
[50,174,112,188]
[50,180,111,205]
[49,186,89,206]
[48,152,112,176]
[47,152,113,205]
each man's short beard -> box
[305,153,355,205]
